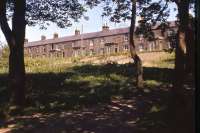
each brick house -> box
[24,21,177,58]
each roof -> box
[25,21,177,48]
[25,27,130,47]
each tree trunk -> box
[0,0,26,106]
[196,1,200,132]
[11,0,26,106]
[169,1,194,133]
[185,17,195,74]
[130,0,143,88]
[9,43,26,106]
[173,1,189,104]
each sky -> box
[0,2,179,44]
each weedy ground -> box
[0,51,194,133]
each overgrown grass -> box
[0,51,175,123]
[0,51,174,73]
[0,51,195,133]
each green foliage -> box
[6,0,88,29]
[71,57,81,64]
[135,21,155,41]
[24,57,73,73]
[89,0,171,25]
[0,46,9,73]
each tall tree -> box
[129,0,143,88]
[185,15,195,74]
[173,0,190,100]
[0,0,86,106]
[96,0,146,88]
[196,1,200,132]
[163,1,195,133]
[168,0,195,107]
[0,0,26,106]
[93,0,170,88]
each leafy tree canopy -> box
[89,0,171,41]
[6,0,88,29]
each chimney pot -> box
[75,29,80,35]
[53,33,58,39]
[102,24,109,32]
[41,35,46,40]
[24,38,28,43]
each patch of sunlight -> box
[149,105,167,113]
[145,80,162,87]
[109,73,124,81]
[126,120,137,125]
[64,75,107,87]
[25,57,74,73]
[141,51,175,68]
[143,88,151,93]
[49,101,59,108]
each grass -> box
[0,51,174,111]
[0,51,180,132]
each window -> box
[73,50,78,57]
[139,34,144,41]
[107,47,111,54]
[51,44,54,50]
[100,48,104,54]
[124,45,129,51]
[64,44,69,49]
[81,50,86,56]
[55,45,58,50]
[115,47,118,53]
[139,43,144,52]
[100,39,104,44]
[72,42,75,47]
[168,42,171,49]
[28,49,31,54]
[89,40,94,46]
[149,43,153,51]
[89,49,94,56]
[43,46,46,52]
[58,44,63,49]
[124,35,128,42]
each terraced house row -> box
[24,21,177,58]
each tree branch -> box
[12,0,26,45]
[0,0,13,46]
[155,0,168,22]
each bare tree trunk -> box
[130,0,143,88]
[0,0,26,106]
[173,1,189,105]
[185,17,195,74]
[196,1,200,132]
[169,1,195,133]
[9,44,26,106]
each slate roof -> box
[25,21,177,48]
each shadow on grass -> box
[0,63,193,133]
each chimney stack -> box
[102,23,109,32]
[41,35,46,40]
[24,38,28,43]
[75,29,80,35]
[53,33,58,39]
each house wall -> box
[24,27,174,58]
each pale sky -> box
[0,2,178,44]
